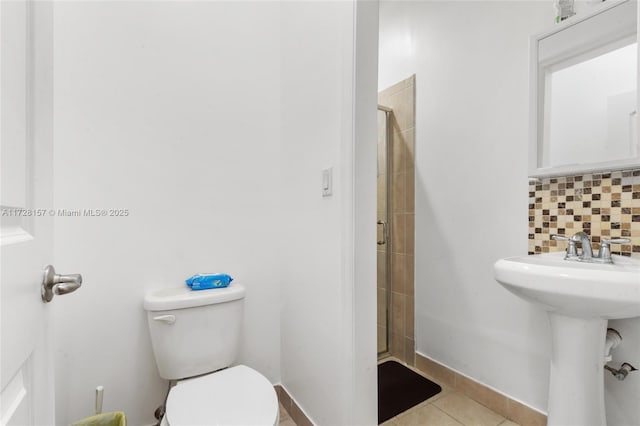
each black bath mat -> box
[378,360,442,424]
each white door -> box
[1,1,55,424]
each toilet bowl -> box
[161,366,278,426]
[143,284,278,426]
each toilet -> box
[143,283,279,426]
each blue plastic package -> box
[185,273,233,290]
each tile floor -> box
[278,402,297,426]
[381,390,520,426]
[379,358,521,426]
[277,358,522,426]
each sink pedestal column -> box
[547,313,607,426]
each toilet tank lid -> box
[143,283,245,311]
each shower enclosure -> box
[377,75,416,364]
[377,104,392,357]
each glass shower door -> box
[377,106,392,357]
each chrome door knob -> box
[41,265,82,303]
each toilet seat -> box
[164,365,279,426]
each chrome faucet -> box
[552,232,630,264]
[571,231,593,260]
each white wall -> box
[380,0,555,412]
[52,3,282,424]
[352,1,381,424]
[279,2,378,424]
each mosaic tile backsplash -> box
[529,169,640,257]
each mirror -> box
[530,0,640,177]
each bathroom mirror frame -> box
[529,0,640,177]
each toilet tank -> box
[143,284,245,380]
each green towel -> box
[71,412,126,426]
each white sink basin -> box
[494,251,640,426]
[494,251,640,319]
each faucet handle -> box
[552,235,578,259]
[597,238,631,263]
[601,238,631,245]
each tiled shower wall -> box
[378,75,416,365]
[529,169,640,257]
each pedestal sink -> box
[494,252,640,426]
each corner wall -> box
[279,1,378,424]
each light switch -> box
[322,167,333,197]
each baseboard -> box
[274,384,314,426]
[415,352,547,426]
[275,355,546,426]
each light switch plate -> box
[322,167,333,197]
